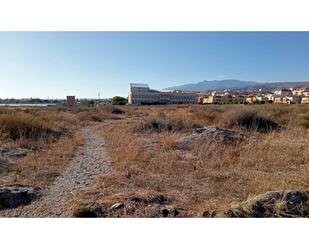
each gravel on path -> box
[0,123,112,217]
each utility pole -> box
[97,92,100,107]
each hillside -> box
[164,79,309,92]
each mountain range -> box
[164,79,309,92]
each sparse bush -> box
[78,112,103,122]
[80,100,96,107]
[0,113,61,141]
[219,191,309,218]
[134,117,201,133]
[111,107,125,114]
[219,109,280,133]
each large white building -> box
[128,83,197,105]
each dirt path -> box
[0,123,112,217]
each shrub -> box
[0,113,61,141]
[78,111,103,122]
[134,117,201,133]
[219,109,280,133]
[111,107,125,114]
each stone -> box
[0,147,29,158]
[110,202,125,210]
[74,207,107,218]
[0,185,42,210]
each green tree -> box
[112,96,127,105]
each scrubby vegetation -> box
[0,113,62,141]
[134,116,201,133]
[1,104,309,217]
[0,106,123,188]
[73,104,309,217]
[218,109,280,133]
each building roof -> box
[130,83,149,88]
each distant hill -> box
[164,79,309,92]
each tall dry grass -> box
[0,108,81,187]
[0,106,129,189]
[74,104,309,217]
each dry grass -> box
[0,106,120,189]
[73,104,309,217]
[218,108,280,133]
[77,106,125,123]
[0,113,58,141]
[14,130,84,188]
[134,116,201,133]
[2,105,309,217]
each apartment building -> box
[128,83,197,105]
[202,94,245,104]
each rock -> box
[0,185,42,210]
[0,147,29,158]
[110,202,125,210]
[218,190,309,218]
[202,211,216,218]
[177,126,254,149]
[161,208,169,217]
[74,206,107,218]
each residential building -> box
[302,91,309,97]
[292,87,309,96]
[264,93,275,102]
[255,96,269,102]
[274,95,301,104]
[292,88,303,96]
[202,94,245,104]
[274,89,293,96]
[128,83,197,105]
[197,95,207,104]
[246,96,257,104]
[301,97,309,104]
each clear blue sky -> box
[1,32,309,99]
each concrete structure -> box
[66,96,76,106]
[128,83,197,105]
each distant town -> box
[128,83,309,105]
[1,82,309,107]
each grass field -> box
[1,104,309,217]
[73,104,309,217]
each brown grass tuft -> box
[134,116,201,133]
[0,113,62,141]
[75,105,309,217]
[219,108,280,133]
